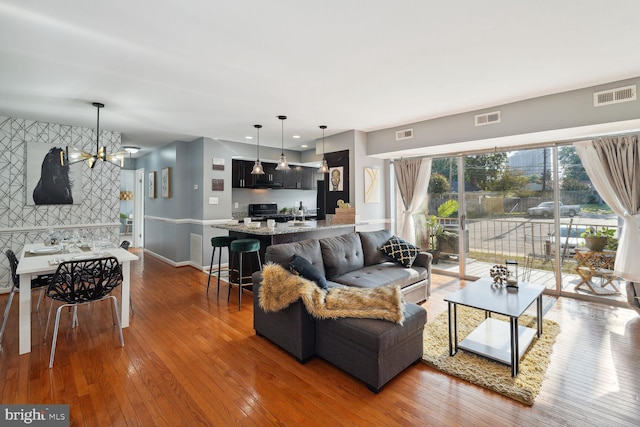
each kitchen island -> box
[211,220,357,282]
[213,220,356,248]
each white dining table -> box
[15,242,139,355]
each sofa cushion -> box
[380,236,420,268]
[289,255,328,289]
[358,229,393,266]
[319,233,365,278]
[332,263,428,290]
[314,302,427,392]
[315,303,426,352]
[266,238,325,277]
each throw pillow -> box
[380,236,420,268]
[289,255,328,289]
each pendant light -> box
[250,124,265,175]
[317,125,329,174]
[61,102,127,168]
[275,115,290,170]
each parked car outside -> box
[527,201,581,218]
[548,225,592,255]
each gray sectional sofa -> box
[252,229,430,392]
[256,229,432,303]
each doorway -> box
[134,168,145,248]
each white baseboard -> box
[143,249,191,267]
[143,248,217,272]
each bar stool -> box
[229,238,262,311]
[207,236,237,299]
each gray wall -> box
[367,76,640,157]
[353,130,387,222]
[137,141,182,262]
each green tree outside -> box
[464,153,507,190]
[559,146,589,181]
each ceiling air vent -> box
[475,111,501,126]
[395,128,413,141]
[593,85,636,107]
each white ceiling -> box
[1,0,639,157]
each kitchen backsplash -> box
[232,188,317,216]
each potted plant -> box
[424,215,443,263]
[580,227,617,252]
[435,200,460,255]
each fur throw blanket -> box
[259,263,405,324]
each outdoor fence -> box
[414,215,615,261]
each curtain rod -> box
[389,131,640,161]
[392,141,570,162]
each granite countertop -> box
[212,220,357,235]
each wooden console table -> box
[573,248,620,295]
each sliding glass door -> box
[421,156,462,276]
[418,143,624,304]
[460,148,557,287]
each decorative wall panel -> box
[0,116,122,290]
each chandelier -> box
[61,102,127,168]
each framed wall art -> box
[364,167,380,203]
[26,142,84,205]
[212,179,224,191]
[329,166,344,192]
[148,171,156,198]
[161,167,171,198]
[212,157,225,171]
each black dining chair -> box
[43,256,124,368]
[0,249,52,345]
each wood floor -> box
[1,250,639,426]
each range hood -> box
[253,179,283,189]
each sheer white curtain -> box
[393,158,432,245]
[574,136,640,281]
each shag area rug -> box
[422,306,560,405]
[260,263,405,324]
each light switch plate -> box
[209,197,219,205]
[234,202,239,209]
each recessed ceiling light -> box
[245,136,253,140]
[292,135,301,139]
[301,144,308,148]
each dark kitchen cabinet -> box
[253,162,284,188]
[302,167,317,189]
[264,162,282,184]
[283,166,316,190]
[232,160,255,188]
[232,159,314,190]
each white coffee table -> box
[444,277,545,376]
